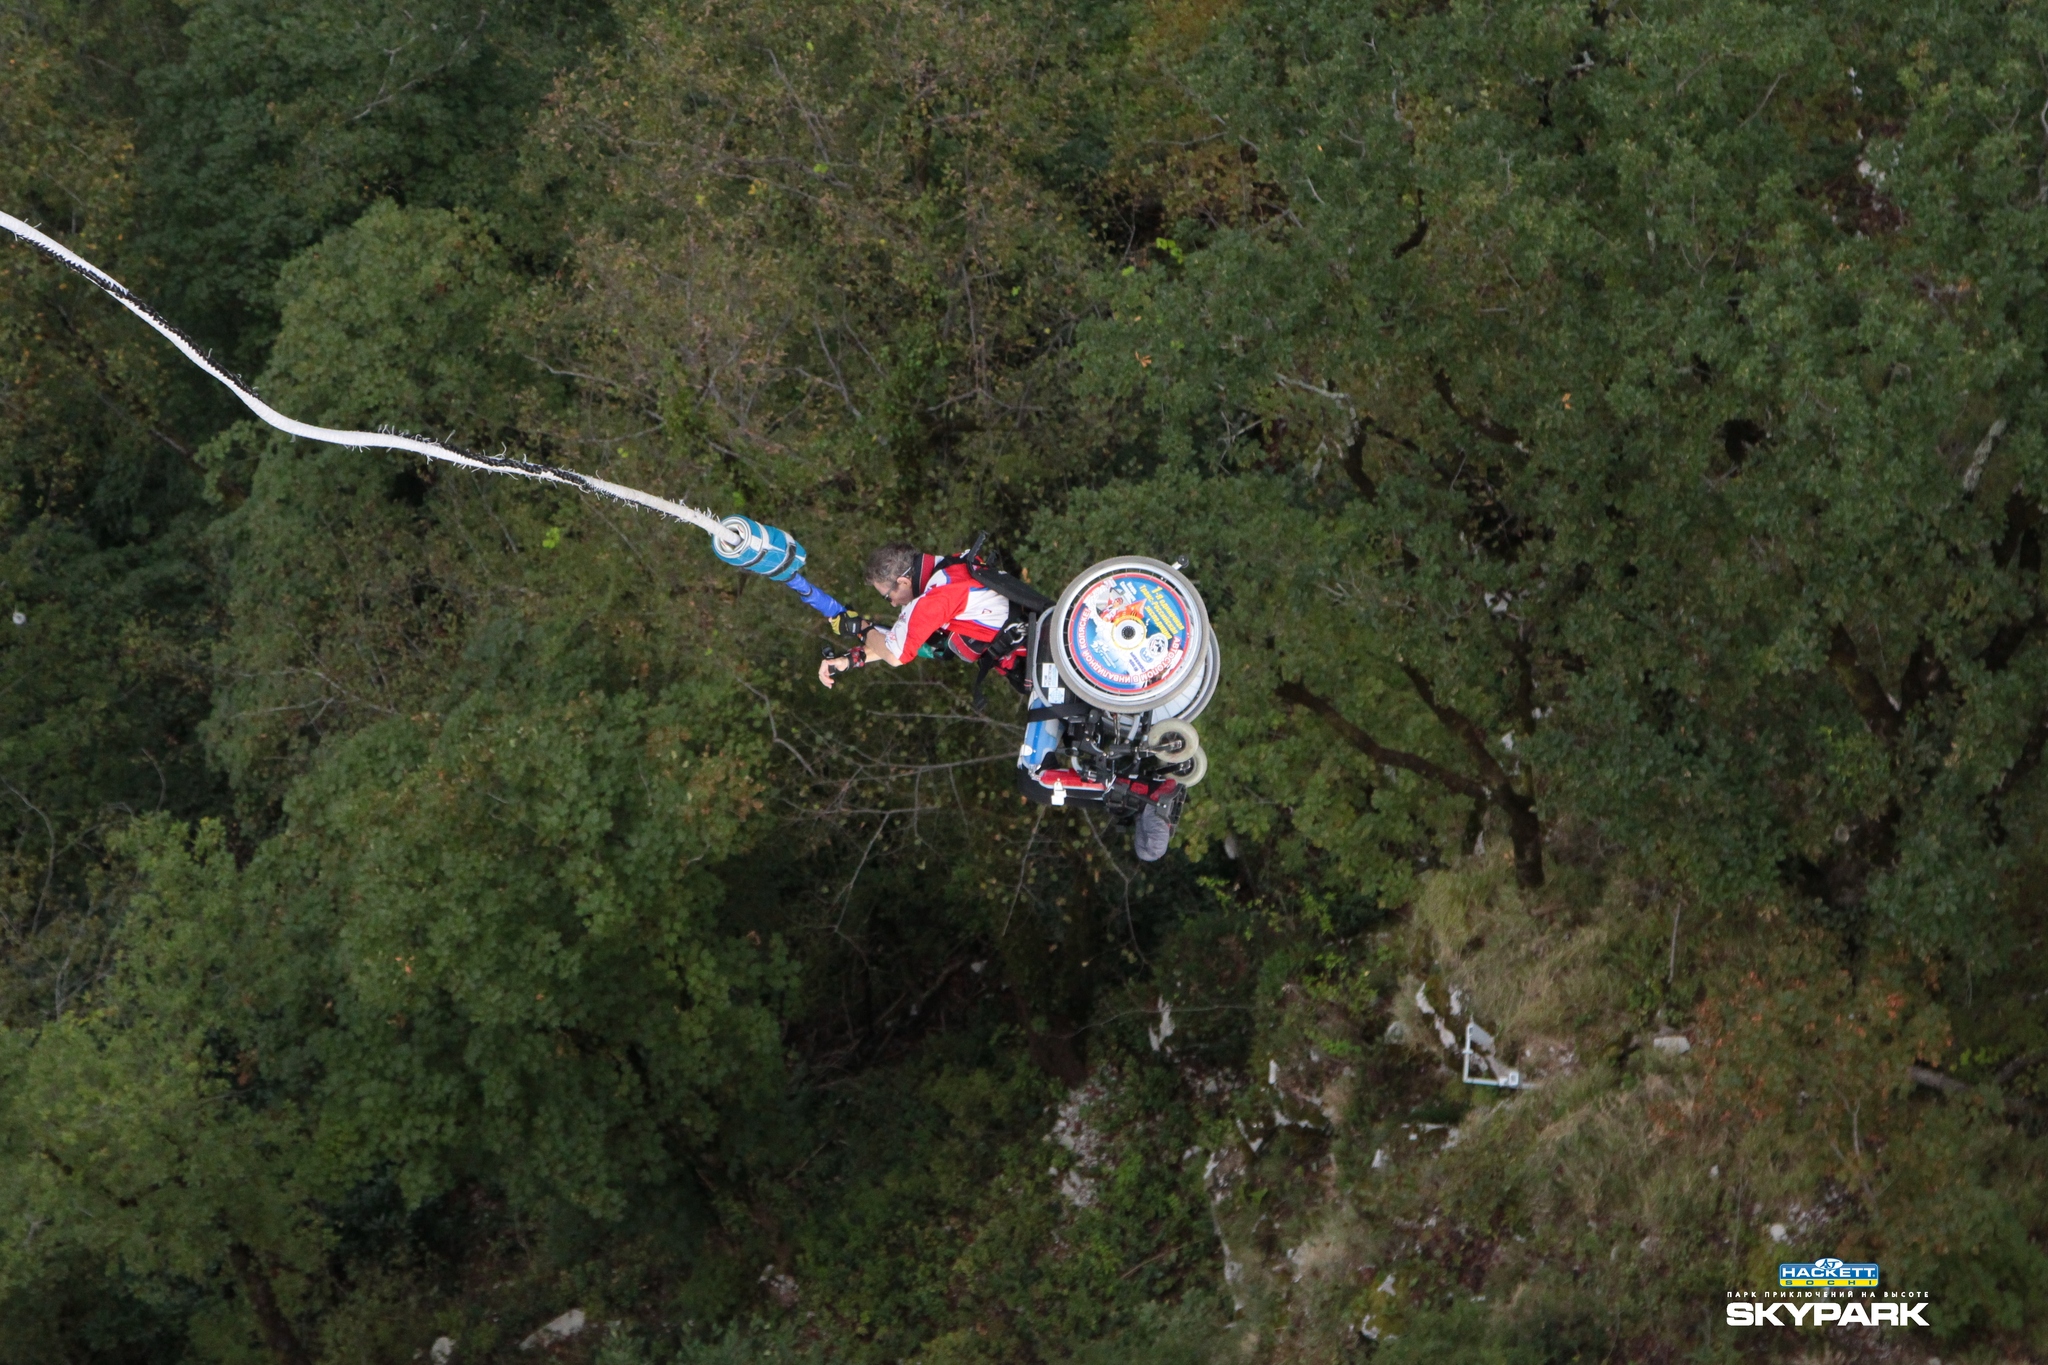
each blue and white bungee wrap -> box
[712,514,849,620]
[2,209,854,624]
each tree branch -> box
[1432,370,1522,445]
[1509,635,1537,728]
[1827,626,1901,739]
[1279,675,1546,887]
[1897,642,1949,713]
[1910,1063,2034,1119]
[1995,1047,2048,1087]
[1989,710,2048,806]
[1274,681,1485,799]
[1396,663,1510,789]
[1395,663,1545,887]
[1982,494,2042,668]
[1338,424,1377,501]
[1992,489,2040,569]
[1908,1063,1972,1098]
[229,1243,310,1365]
[1982,612,2042,672]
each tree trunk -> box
[229,1243,309,1365]
[1495,787,1545,889]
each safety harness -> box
[920,548,1055,709]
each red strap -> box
[1032,769,1107,792]
[897,574,976,659]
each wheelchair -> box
[1013,556,1218,816]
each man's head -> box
[865,542,919,608]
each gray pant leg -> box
[1133,801,1174,862]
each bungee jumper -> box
[816,542,1033,696]
[0,209,1217,861]
[818,539,1215,862]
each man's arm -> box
[866,624,910,666]
[818,625,913,688]
[851,624,911,667]
[820,574,974,688]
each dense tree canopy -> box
[2,0,2046,1361]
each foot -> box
[1133,790,1179,862]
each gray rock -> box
[518,1310,586,1351]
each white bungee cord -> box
[2,213,1228,783]
[0,209,728,542]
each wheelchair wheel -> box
[1144,719,1202,763]
[1166,747,1208,787]
[1050,557,1211,714]
[1148,630,1218,724]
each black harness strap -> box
[962,618,1031,710]
[931,551,1055,619]
[970,650,1001,710]
[1025,698,1094,722]
[923,545,1053,710]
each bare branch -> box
[1274,681,1484,799]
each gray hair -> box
[864,542,918,587]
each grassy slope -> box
[319,836,2045,1364]
[4,2,2048,1361]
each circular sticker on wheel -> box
[1061,567,1200,704]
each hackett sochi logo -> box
[1778,1256,1880,1288]
[1724,1258,1933,1328]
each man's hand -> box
[828,611,873,638]
[819,631,897,689]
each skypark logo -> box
[1727,1299,1929,1327]
[1725,1257,1933,1329]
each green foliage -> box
[5,0,2048,1361]
[519,0,1127,544]
[0,826,329,1356]
[0,0,221,1027]
[1083,0,2048,957]
[139,671,783,1220]
[0,515,214,1021]
[0,672,784,1353]
[198,198,542,799]
[133,0,613,365]
[595,1323,828,1365]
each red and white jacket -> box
[882,554,1012,662]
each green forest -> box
[4,0,2047,1359]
